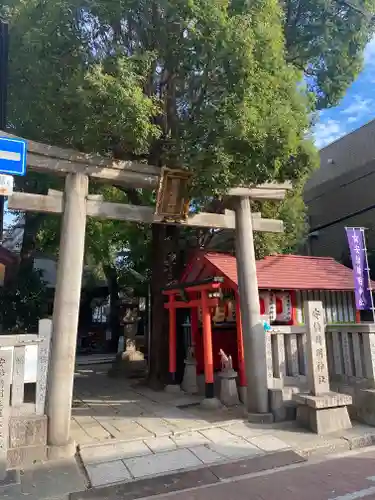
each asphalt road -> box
[152,448,375,500]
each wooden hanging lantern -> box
[155,167,192,221]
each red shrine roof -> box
[185,252,372,291]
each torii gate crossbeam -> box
[2,130,291,457]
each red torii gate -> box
[163,277,246,398]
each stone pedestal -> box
[181,358,198,394]
[7,415,49,469]
[219,369,240,406]
[294,392,352,434]
[47,439,76,461]
[200,397,222,409]
[108,339,147,379]
[164,384,183,394]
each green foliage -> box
[5,0,314,182]
[282,0,375,109]
[3,0,374,320]
[0,269,50,333]
[253,178,310,258]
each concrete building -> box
[304,119,375,261]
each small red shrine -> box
[163,251,363,399]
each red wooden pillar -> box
[291,290,297,325]
[201,290,215,398]
[168,294,177,383]
[356,310,361,323]
[235,293,246,387]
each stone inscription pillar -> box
[304,300,330,396]
[293,300,352,434]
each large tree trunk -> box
[103,264,121,353]
[148,223,187,389]
[148,224,169,389]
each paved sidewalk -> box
[78,420,375,488]
[0,458,85,500]
[73,364,375,489]
[71,364,245,446]
[71,447,375,500]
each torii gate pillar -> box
[46,173,88,454]
[234,196,271,418]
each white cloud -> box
[313,36,375,150]
[314,119,346,149]
[347,116,359,124]
[341,95,373,116]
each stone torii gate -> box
[1,130,290,456]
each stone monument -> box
[218,349,240,406]
[181,347,198,394]
[108,309,147,379]
[293,301,352,434]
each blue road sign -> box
[0,136,27,176]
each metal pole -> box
[361,228,375,323]
[0,21,9,240]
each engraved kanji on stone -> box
[312,308,321,321]
[313,321,322,333]
[316,348,324,359]
[316,335,323,346]
[317,362,325,372]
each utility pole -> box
[0,21,9,240]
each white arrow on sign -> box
[329,476,375,500]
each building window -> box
[91,297,110,324]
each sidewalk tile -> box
[135,418,174,437]
[124,448,201,479]
[189,445,225,464]
[200,428,237,443]
[208,437,263,459]
[86,460,131,487]
[247,435,290,452]
[224,422,267,439]
[172,431,211,448]
[81,440,151,465]
[144,437,177,453]
[110,421,153,440]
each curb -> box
[299,431,375,459]
[69,450,306,500]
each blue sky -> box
[314,36,375,149]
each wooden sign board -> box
[155,167,191,220]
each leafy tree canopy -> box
[3,0,373,375]
[4,0,315,194]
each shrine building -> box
[163,252,362,401]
